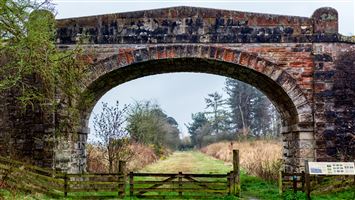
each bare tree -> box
[92,101,131,173]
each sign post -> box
[307,161,355,175]
[305,160,355,200]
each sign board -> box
[308,162,355,175]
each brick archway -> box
[69,44,314,173]
[1,6,354,173]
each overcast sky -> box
[53,0,354,138]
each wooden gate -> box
[129,172,234,199]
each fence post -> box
[178,172,182,197]
[278,170,283,196]
[227,172,232,195]
[304,160,311,200]
[64,173,68,197]
[233,149,240,197]
[118,160,126,198]
[301,171,305,192]
[129,172,134,197]
[292,175,297,193]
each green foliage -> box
[187,79,281,147]
[186,112,209,148]
[225,78,280,138]
[282,190,307,200]
[126,101,181,152]
[204,91,230,134]
[0,0,87,136]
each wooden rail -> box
[0,150,241,199]
[0,156,125,198]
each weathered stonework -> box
[0,6,354,173]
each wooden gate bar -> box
[183,176,215,190]
[136,175,177,196]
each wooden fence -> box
[278,171,305,194]
[0,150,241,199]
[0,156,125,199]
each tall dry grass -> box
[126,143,159,171]
[87,143,159,172]
[200,140,283,181]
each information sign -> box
[308,162,355,175]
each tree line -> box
[186,78,281,148]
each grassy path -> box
[140,151,232,174]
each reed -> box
[201,140,282,181]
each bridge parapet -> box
[56,6,344,45]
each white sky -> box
[52,0,355,138]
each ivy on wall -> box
[0,0,87,137]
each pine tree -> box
[204,92,229,134]
[225,78,279,138]
[186,112,209,148]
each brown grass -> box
[126,143,159,171]
[200,140,283,181]
[87,143,159,172]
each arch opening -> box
[65,47,315,173]
[80,58,300,129]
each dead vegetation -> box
[201,140,283,181]
[87,142,161,172]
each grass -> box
[1,150,354,200]
[141,151,232,174]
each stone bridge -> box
[0,6,354,173]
